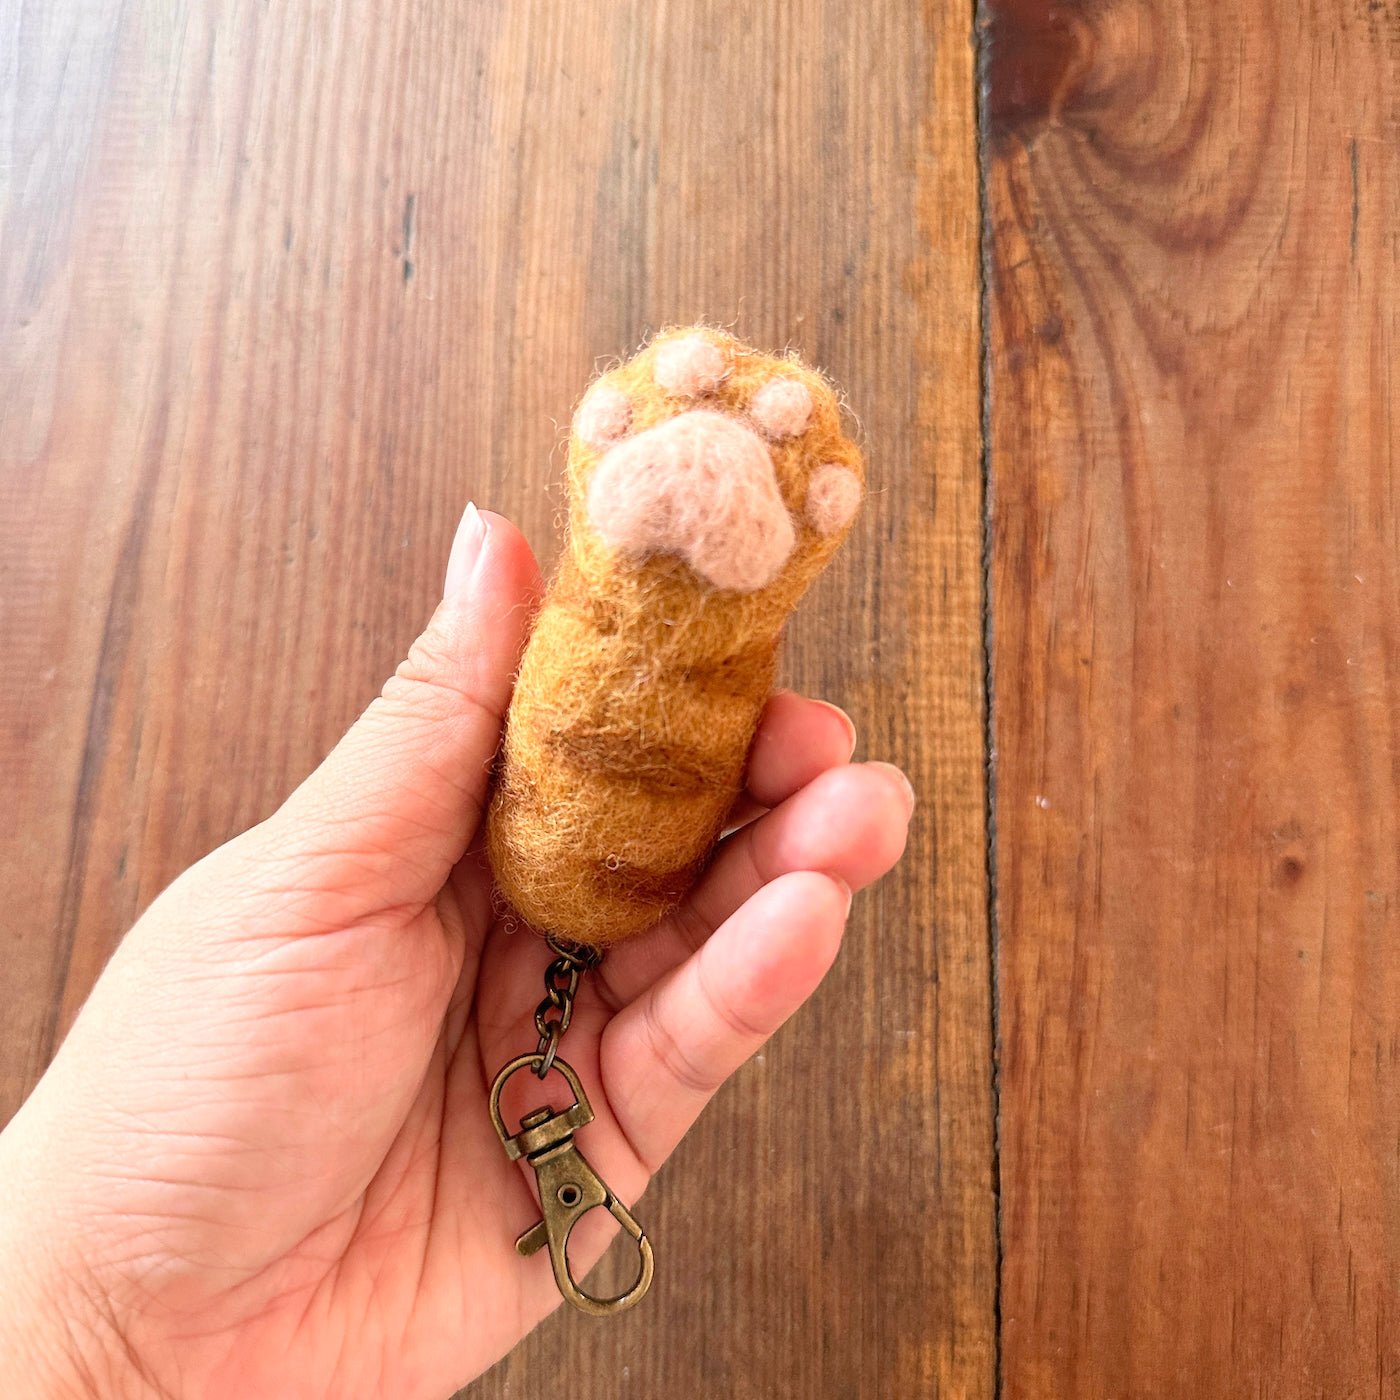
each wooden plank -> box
[0,1,994,1394]
[985,1,1400,1392]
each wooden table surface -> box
[1,1,1394,1395]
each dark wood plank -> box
[985,1,1400,1392]
[0,1,994,1394]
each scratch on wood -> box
[402,192,416,282]
[1350,138,1359,261]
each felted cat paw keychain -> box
[485,326,864,1315]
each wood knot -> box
[980,0,1093,144]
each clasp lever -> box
[489,1053,654,1317]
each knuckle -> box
[698,965,769,1042]
[641,997,719,1097]
[375,625,502,732]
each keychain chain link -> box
[489,933,650,1314]
[533,936,603,1078]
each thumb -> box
[245,505,543,914]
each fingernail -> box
[831,874,853,915]
[868,761,916,816]
[814,699,858,756]
[444,502,487,599]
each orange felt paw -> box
[573,331,862,594]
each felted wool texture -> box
[486,326,865,947]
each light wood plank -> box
[0,1,993,1393]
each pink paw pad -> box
[749,378,812,439]
[805,464,862,535]
[587,411,795,592]
[574,384,632,449]
[653,334,729,396]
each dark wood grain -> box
[0,2,993,1395]
[984,0,1400,1393]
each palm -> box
[130,861,631,1397]
[162,836,756,1398]
[136,742,893,1396]
[0,516,911,1400]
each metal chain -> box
[533,936,603,1078]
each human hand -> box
[0,506,913,1399]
